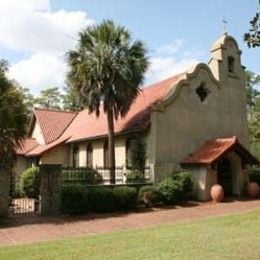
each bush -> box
[139,185,161,206]
[113,187,137,210]
[61,184,89,215]
[249,167,260,185]
[20,167,40,198]
[157,178,182,205]
[172,171,193,199]
[89,187,115,213]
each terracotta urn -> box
[247,182,259,198]
[210,184,224,202]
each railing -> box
[62,166,152,185]
[96,167,124,184]
[9,197,40,216]
[62,167,103,184]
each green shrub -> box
[113,187,137,210]
[172,171,193,199]
[139,185,161,206]
[89,187,115,213]
[249,167,260,185]
[157,178,182,205]
[61,184,89,215]
[20,167,40,198]
[12,186,22,198]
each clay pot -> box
[210,184,224,202]
[247,182,259,198]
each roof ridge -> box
[34,107,78,114]
[142,72,186,91]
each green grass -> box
[1,209,260,260]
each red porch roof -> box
[182,136,259,166]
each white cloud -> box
[145,40,202,85]
[0,0,93,54]
[9,53,67,95]
[0,0,94,94]
[146,56,198,84]
[156,40,183,56]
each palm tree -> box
[0,60,28,164]
[67,20,149,183]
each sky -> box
[0,0,259,95]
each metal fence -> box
[62,166,152,185]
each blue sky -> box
[0,0,259,94]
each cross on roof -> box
[222,18,228,35]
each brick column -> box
[40,164,62,216]
[0,164,11,218]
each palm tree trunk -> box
[107,107,116,184]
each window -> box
[72,145,79,167]
[196,82,209,102]
[86,143,93,168]
[126,138,132,168]
[103,140,109,168]
[228,56,235,73]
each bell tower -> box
[208,33,245,83]
[209,33,249,147]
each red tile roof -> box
[182,136,259,165]
[18,73,185,156]
[34,108,77,144]
[26,136,69,156]
[15,138,38,155]
[64,73,185,143]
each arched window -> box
[103,140,109,168]
[72,145,79,167]
[86,143,93,168]
[228,56,235,73]
[126,138,132,168]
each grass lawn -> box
[1,209,260,260]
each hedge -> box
[113,186,137,210]
[157,178,183,204]
[172,171,193,199]
[61,184,89,215]
[88,187,115,213]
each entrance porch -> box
[182,136,259,201]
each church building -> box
[15,34,259,201]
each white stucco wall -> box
[40,145,70,166]
[75,137,127,168]
[31,121,45,145]
[149,36,248,166]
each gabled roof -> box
[33,108,78,144]
[16,138,39,155]
[26,136,69,156]
[182,136,259,166]
[18,72,186,156]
